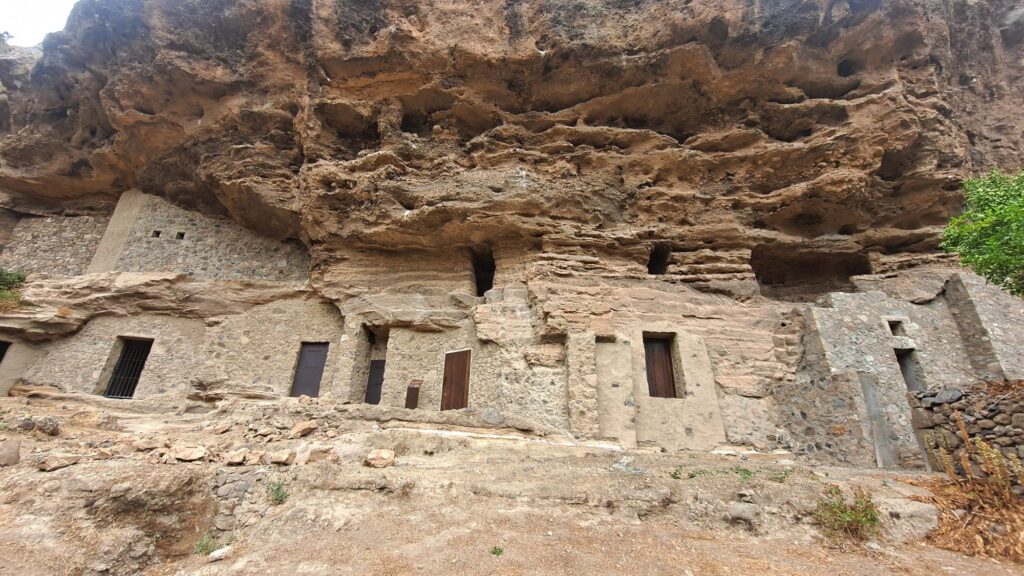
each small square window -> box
[887,320,906,336]
[152,230,162,238]
[175,232,186,240]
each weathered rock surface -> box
[0,438,20,466]
[1,0,1021,280]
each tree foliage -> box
[943,170,1024,295]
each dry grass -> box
[966,379,1024,395]
[913,412,1024,562]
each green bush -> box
[943,170,1024,295]
[0,268,25,308]
[813,485,881,542]
[267,481,289,505]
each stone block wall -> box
[93,191,309,282]
[0,214,110,276]
[911,386,1024,492]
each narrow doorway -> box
[643,334,677,398]
[361,326,389,404]
[895,349,923,392]
[365,360,386,404]
[0,341,9,365]
[291,342,329,397]
[441,349,471,410]
[103,338,153,399]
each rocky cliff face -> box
[2,0,1022,293]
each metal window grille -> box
[104,339,153,399]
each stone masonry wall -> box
[911,385,1024,493]
[0,214,110,276]
[113,194,309,282]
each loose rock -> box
[364,449,396,468]
[37,453,80,472]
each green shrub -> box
[490,546,504,557]
[943,170,1024,295]
[193,533,217,556]
[0,267,25,306]
[732,466,755,481]
[267,481,289,505]
[813,485,881,542]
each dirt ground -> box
[0,395,1021,576]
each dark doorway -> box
[104,338,153,399]
[291,342,329,397]
[647,244,671,275]
[895,349,923,392]
[365,359,386,404]
[441,349,471,410]
[644,335,677,398]
[471,247,495,296]
[0,340,9,364]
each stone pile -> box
[910,385,1024,492]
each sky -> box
[2,0,79,46]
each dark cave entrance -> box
[472,247,496,297]
[647,244,671,275]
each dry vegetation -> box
[915,412,1024,562]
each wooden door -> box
[364,359,386,404]
[290,343,329,398]
[644,337,676,398]
[441,350,471,410]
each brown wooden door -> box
[290,342,329,398]
[644,337,676,398]
[441,350,471,410]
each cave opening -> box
[472,247,496,297]
[647,244,671,275]
[749,244,871,300]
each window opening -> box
[103,338,153,399]
[887,320,906,336]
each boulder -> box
[35,416,60,436]
[170,444,208,462]
[364,449,396,468]
[264,449,296,466]
[289,419,318,439]
[223,449,248,466]
[133,437,166,451]
[36,453,80,472]
[877,497,939,542]
[726,502,760,526]
[0,439,20,467]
